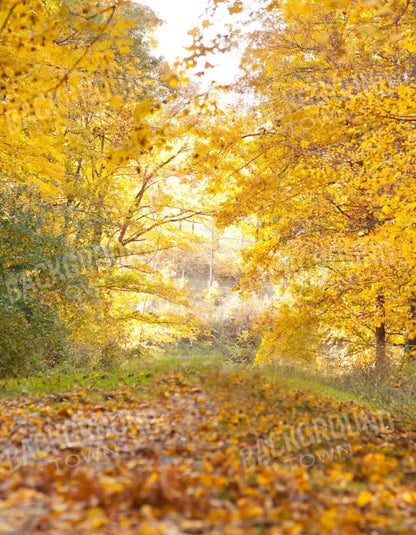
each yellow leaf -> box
[320,509,337,529]
[228,1,243,14]
[169,75,179,89]
[357,490,372,507]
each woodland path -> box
[0,369,415,534]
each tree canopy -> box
[1,0,416,374]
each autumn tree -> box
[199,0,416,368]
[0,0,205,373]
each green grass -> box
[0,371,153,398]
[264,373,372,407]
[253,362,416,420]
[2,353,413,423]
[0,353,232,398]
[124,351,239,377]
[0,356,372,407]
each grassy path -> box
[0,368,415,534]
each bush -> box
[0,185,93,376]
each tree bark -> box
[375,293,387,371]
[404,295,416,360]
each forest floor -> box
[0,365,415,534]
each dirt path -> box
[0,370,415,534]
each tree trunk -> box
[208,220,214,296]
[375,293,387,371]
[404,295,416,360]
[375,322,386,365]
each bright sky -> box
[141,0,242,85]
